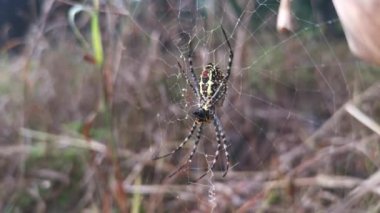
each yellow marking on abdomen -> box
[199,80,204,97]
[206,67,214,98]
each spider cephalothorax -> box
[192,108,212,123]
[154,27,233,181]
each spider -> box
[154,27,233,181]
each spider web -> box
[121,0,380,211]
[148,1,333,174]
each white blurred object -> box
[333,0,380,65]
[277,0,294,33]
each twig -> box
[123,174,362,195]
[328,170,380,212]
[306,82,380,148]
[19,128,107,153]
[236,174,363,212]
[345,102,380,136]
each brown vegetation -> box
[1,0,380,212]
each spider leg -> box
[188,41,203,101]
[205,27,233,108]
[187,123,203,164]
[168,123,203,178]
[177,61,198,97]
[153,121,198,160]
[194,115,224,181]
[209,84,227,107]
[214,114,230,177]
[194,114,230,181]
[221,26,233,81]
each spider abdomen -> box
[199,63,225,105]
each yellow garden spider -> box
[154,27,233,181]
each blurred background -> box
[1,0,380,212]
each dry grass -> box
[1,0,380,212]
